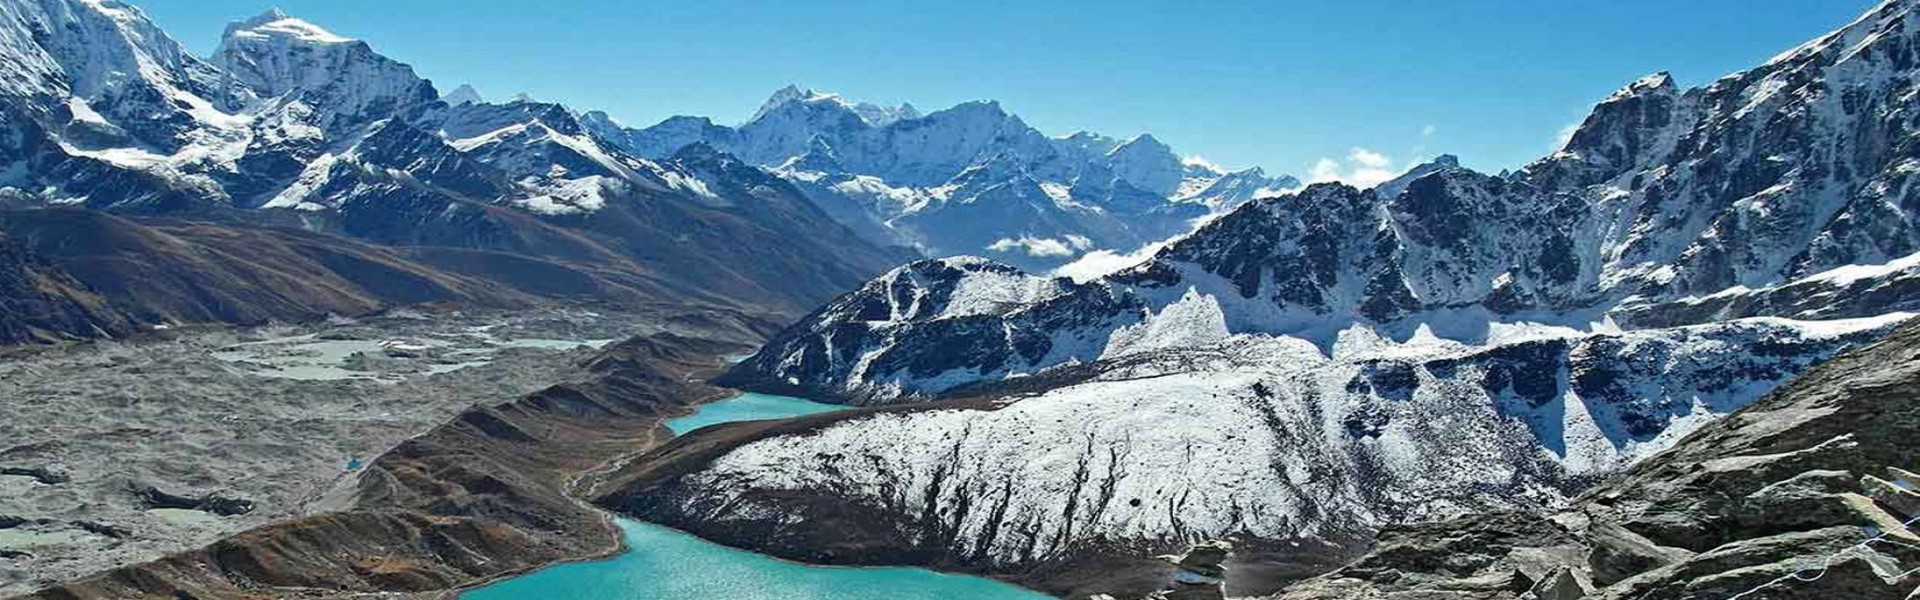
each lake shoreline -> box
[462,390,1049,600]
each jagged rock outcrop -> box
[1271,319,1920,599]
[1374,154,1461,199]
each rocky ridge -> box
[1271,319,1920,599]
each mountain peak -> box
[252,8,290,23]
[224,8,353,44]
[750,85,918,126]
[1605,71,1677,102]
[756,84,809,113]
[1109,133,1172,157]
[751,85,842,122]
[1765,0,1920,67]
[1373,153,1467,197]
[780,135,845,172]
[851,101,919,127]
[213,6,429,131]
[443,84,483,106]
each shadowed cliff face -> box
[1271,320,1920,600]
[19,329,758,600]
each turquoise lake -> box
[462,392,1053,600]
[662,391,844,434]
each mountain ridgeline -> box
[584,86,1300,271]
[621,2,1920,598]
[0,1,915,336]
[0,0,1308,340]
[728,0,1920,404]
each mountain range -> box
[0,1,916,338]
[0,1,1304,342]
[620,1,1920,597]
[7,0,1920,599]
[582,85,1300,271]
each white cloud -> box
[1349,148,1391,169]
[987,236,1077,257]
[1051,208,1237,283]
[1421,124,1438,137]
[1554,122,1582,151]
[1053,239,1171,282]
[1181,155,1221,171]
[1306,147,1401,188]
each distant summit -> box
[443,83,483,105]
[596,85,1299,270]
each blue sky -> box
[139,0,1876,181]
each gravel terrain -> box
[0,308,645,595]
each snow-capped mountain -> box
[589,86,1300,271]
[441,83,483,106]
[623,1,1920,596]
[213,8,435,134]
[1371,153,1460,199]
[0,2,909,316]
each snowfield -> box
[685,311,1906,565]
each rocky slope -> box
[1272,319,1920,600]
[0,208,538,325]
[590,86,1299,271]
[0,1,911,334]
[0,206,771,341]
[0,227,127,344]
[622,1,1920,597]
